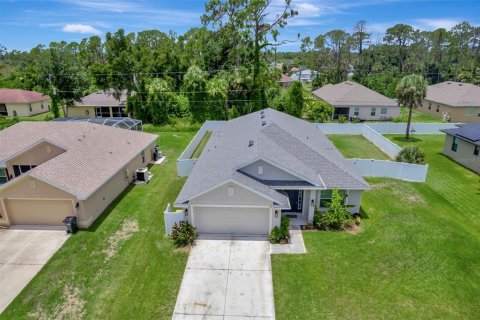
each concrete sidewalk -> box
[270,225,307,254]
[173,240,275,319]
[0,228,68,313]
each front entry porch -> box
[279,189,316,226]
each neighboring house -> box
[0,122,157,227]
[441,123,480,174]
[279,74,294,88]
[270,62,284,70]
[0,89,51,117]
[67,89,128,118]
[174,108,369,237]
[421,81,480,123]
[312,81,399,120]
[290,69,318,83]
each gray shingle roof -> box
[73,89,128,107]
[312,81,397,107]
[175,109,369,207]
[426,81,480,107]
[441,123,480,146]
[0,122,158,199]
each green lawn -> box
[191,131,212,159]
[0,131,195,320]
[397,107,444,123]
[327,135,391,160]
[272,135,480,319]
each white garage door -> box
[193,207,270,236]
[7,199,74,226]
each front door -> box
[284,190,303,212]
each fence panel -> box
[366,122,460,134]
[164,203,186,235]
[316,123,364,134]
[347,159,428,182]
[361,125,402,158]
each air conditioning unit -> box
[136,168,148,182]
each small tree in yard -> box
[287,81,304,117]
[396,145,426,164]
[171,221,196,247]
[395,75,428,140]
[305,97,333,122]
[314,189,353,230]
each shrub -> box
[269,216,290,244]
[171,221,196,247]
[338,115,347,123]
[396,145,426,164]
[313,189,353,230]
[351,116,360,123]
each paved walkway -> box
[0,228,68,313]
[173,240,275,319]
[270,225,306,254]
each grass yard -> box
[0,131,195,320]
[272,135,480,319]
[191,131,212,159]
[327,135,391,160]
[397,107,444,123]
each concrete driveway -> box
[173,240,274,319]
[0,227,68,313]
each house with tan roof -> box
[173,108,368,237]
[279,74,294,88]
[67,89,128,118]
[313,81,399,120]
[0,122,158,227]
[0,88,51,117]
[420,81,480,123]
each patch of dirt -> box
[174,246,191,254]
[103,219,139,261]
[28,286,86,320]
[345,224,363,235]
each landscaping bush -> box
[269,216,290,244]
[396,145,426,164]
[313,189,353,230]
[338,115,347,123]
[171,221,196,247]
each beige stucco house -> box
[312,81,400,120]
[174,108,369,237]
[420,81,480,123]
[0,88,51,117]
[67,89,128,118]
[441,123,480,174]
[0,122,158,227]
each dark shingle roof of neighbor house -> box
[426,81,480,107]
[175,108,369,207]
[73,89,128,107]
[441,123,480,146]
[0,88,50,103]
[312,81,397,107]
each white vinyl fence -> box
[366,122,460,134]
[361,125,402,158]
[347,159,428,182]
[164,203,186,235]
[177,120,225,177]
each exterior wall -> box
[420,99,480,123]
[67,106,95,118]
[344,105,400,120]
[314,189,362,214]
[3,99,51,117]
[77,142,155,227]
[239,160,302,181]
[0,177,77,226]
[5,141,66,179]
[443,135,480,174]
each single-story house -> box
[290,69,318,83]
[279,74,294,88]
[441,123,480,174]
[67,89,128,118]
[174,108,369,237]
[421,81,480,123]
[0,122,158,228]
[312,81,400,120]
[0,89,51,117]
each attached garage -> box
[192,206,271,236]
[6,199,74,226]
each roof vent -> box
[248,140,254,147]
[261,114,265,119]
[262,121,266,126]
[261,110,265,114]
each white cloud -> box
[62,0,136,13]
[62,24,102,35]
[414,18,461,30]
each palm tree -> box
[396,75,428,140]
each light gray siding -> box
[443,135,480,174]
[240,160,302,181]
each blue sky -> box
[1,0,479,52]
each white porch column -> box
[307,190,315,223]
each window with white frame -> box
[428,103,432,110]
[381,107,388,115]
[370,107,376,116]
[141,150,145,163]
[12,165,37,177]
[0,168,7,184]
[354,107,360,116]
[477,108,480,118]
[466,108,474,117]
[451,136,459,152]
[474,145,479,156]
[319,190,347,207]
[436,105,440,113]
